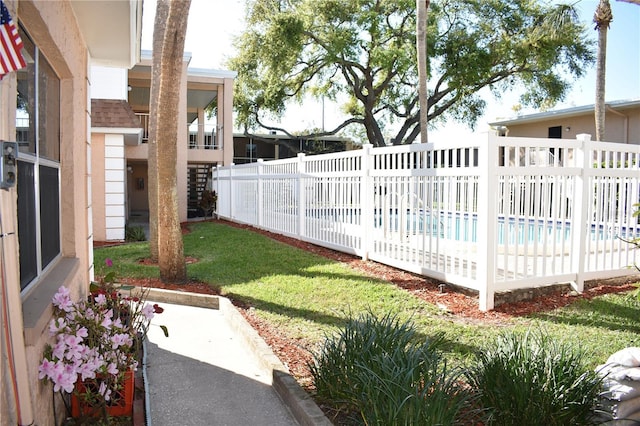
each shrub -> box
[199,189,217,217]
[466,329,604,426]
[125,224,146,242]
[308,311,479,425]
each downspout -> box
[0,199,35,426]
[606,105,629,143]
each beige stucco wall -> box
[0,1,93,424]
[503,107,640,144]
[221,77,235,165]
[91,133,107,241]
[128,162,149,211]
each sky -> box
[141,0,640,141]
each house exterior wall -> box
[90,133,127,241]
[500,106,640,144]
[91,133,107,241]
[128,163,149,211]
[91,66,128,99]
[0,1,93,424]
[221,77,234,165]
[104,134,126,240]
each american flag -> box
[0,0,26,79]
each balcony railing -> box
[136,113,150,142]
[135,113,221,150]
[188,123,221,150]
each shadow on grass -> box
[221,292,480,360]
[532,295,640,334]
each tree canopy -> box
[229,0,595,147]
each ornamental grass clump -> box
[39,259,167,421]
[467,329,604,426]
[308,311,479,425]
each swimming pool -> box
[374,210,640,245]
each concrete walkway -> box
[142,289,331,426]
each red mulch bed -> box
[95,219,639,394]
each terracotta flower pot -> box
[70,369,134,418]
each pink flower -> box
[98,381,112,401]
[76,326,88,339]
[77,360,98,381]
[94,293,107,306]
[48,317,66,336]
[106,362,119,376]
[38,359,57,380]
[111,333,129,349]
[63,335,84,360]
[141,303,155,320]
[112,317,124,329]
[51,367,76,393]
[101,310,113,329]
[105,258,113,267]
[52,338,67,361]
[52,287,73,312]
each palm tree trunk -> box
[417,0,430,144]
[150,0,191,283]
[147,0,169,262]
[594,0,612,142]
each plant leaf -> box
[160,325,169,338]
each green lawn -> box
[93,221,640,369]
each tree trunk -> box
[594,0,612,142]
[147,0,169,262]
[417,0,430,144]
[150,0,191,283]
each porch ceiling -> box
[128,65,218,124]
[70,0,142,67]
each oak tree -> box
[229,0,595,146]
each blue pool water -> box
[305,208,639,244]
[373,210,638,245]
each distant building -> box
[489,99,640,144]
[90,51,236,240]
[232,133,358,164]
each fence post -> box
[212,165,219,217]
[229,163,235,220]
[297,153,306,239]
[257,159,264,228]
[360,144,374,260]
[571,134,591,293]
[477,134,498,311]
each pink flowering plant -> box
[39,259,167,420]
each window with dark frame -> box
[548,126,564,165]
[16,26,61,292]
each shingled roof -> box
[91,99,141,128]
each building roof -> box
[91,99,143,145]
[91,99,141,128]
[489,98,640,127]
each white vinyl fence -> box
[213,134,640,310]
